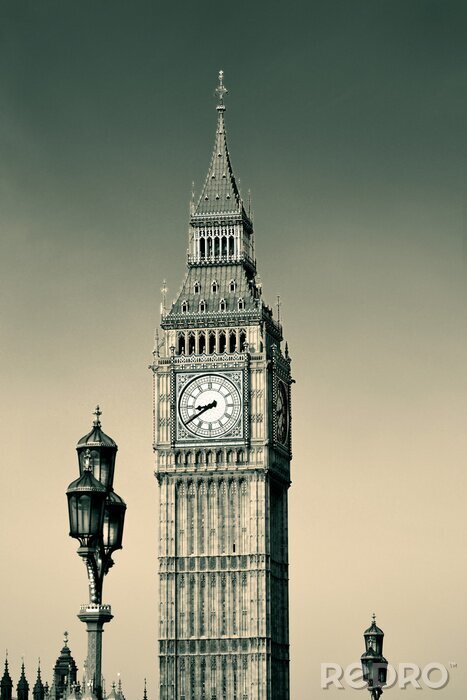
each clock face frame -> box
[175,370,244,443]
[276,380,289,445]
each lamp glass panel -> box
[68,496,78,535]
[77,495,91,535]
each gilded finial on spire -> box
[92,407,101,428]
[215,70,227,110]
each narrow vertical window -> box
[188,333,195,355]
[239,330,246,351]
[181,300,189,313]
[178,333,186,355]
[229,330,236,353]
[208,331,216,354]
[219,330,226,353]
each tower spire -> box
[193,70,245,218]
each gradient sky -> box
[1,1,466,699]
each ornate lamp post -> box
[360,614,388,700]
[66,407,126,700]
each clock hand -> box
[184,400,217,426]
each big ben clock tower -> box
[151,72,292,700]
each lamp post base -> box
[78,603,113,700]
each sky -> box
[1,1,466,698]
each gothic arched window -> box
[194,281,200,294]
[181,300,188,313]
[239,329,246,351]
[188,332,195,355]
[229,280,236,293]
[198,331,206,354]
[228,330,236,353]
[219,330,226,353]
[238,298,245,311]
[219,299,226,312]
[212,280,219,293]
[177,333,186,355]
[199,299,206,313]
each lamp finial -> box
[93,406,102,427]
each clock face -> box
[276,381,289,445]
[177,373,242,439]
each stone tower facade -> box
[151,72,292,700]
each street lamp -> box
[360,615,388,700]
[66,407,126,700]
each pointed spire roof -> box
[33,662,44,700]
[142,679,147,700]
[17,662,29,700]
[194,71,246,218]
[106,683,118,700]
[1,653,13,700]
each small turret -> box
[33,662,45,700]
[1,653,13,700]
[17,662,29,700]
[53,633,77,700]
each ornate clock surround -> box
[170,352,250,448]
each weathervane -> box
[215,70,228,106]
